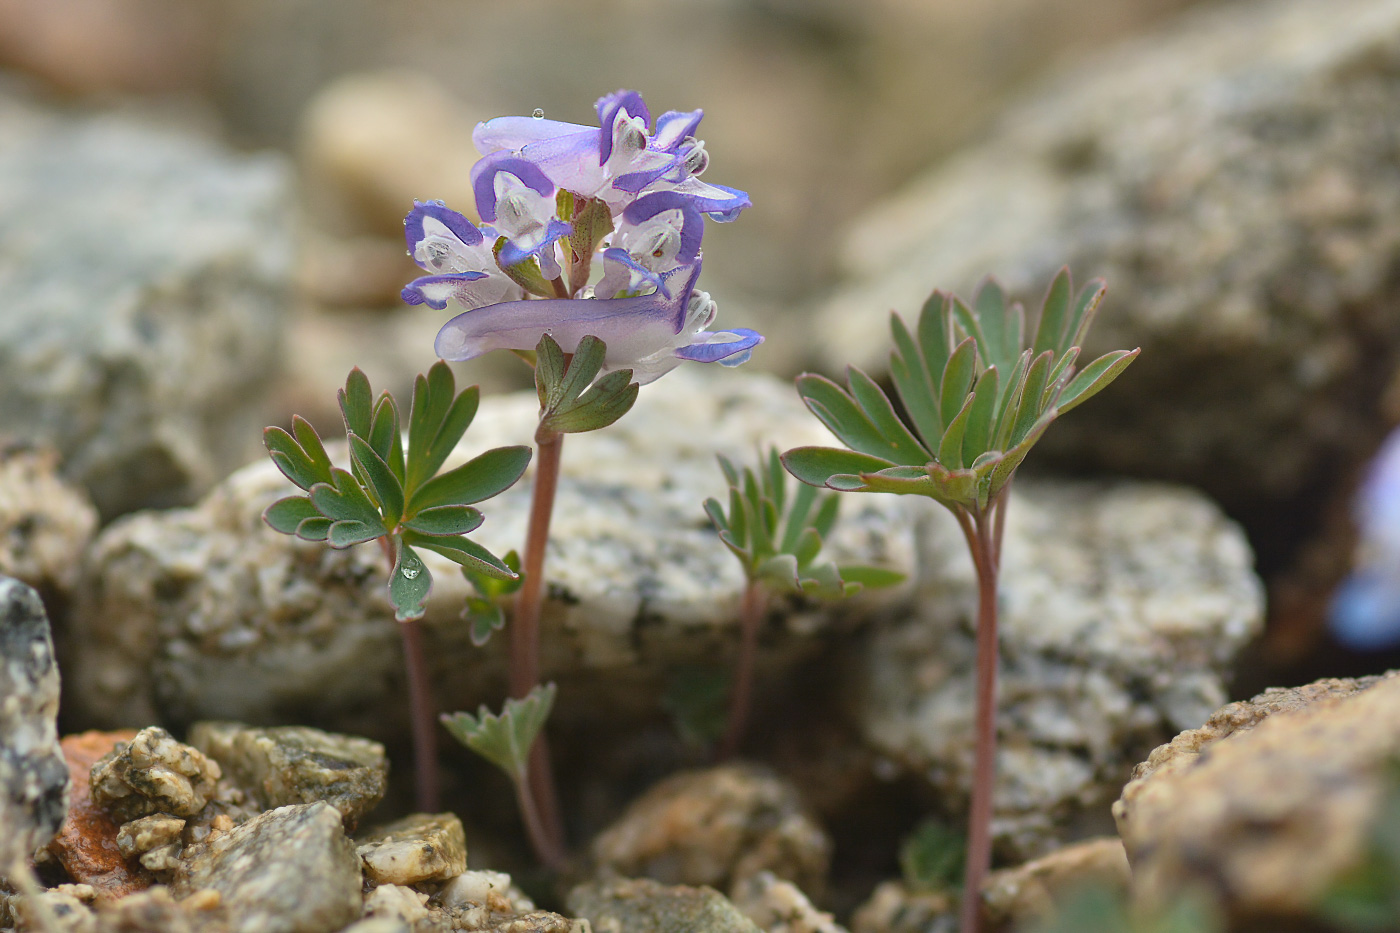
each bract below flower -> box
[433,262,762,385]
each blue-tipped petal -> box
[623,192,705,263]
[612,160,681,194]
[668,177,751,220]
[498,217,572,268]
[471,153,556,222]
[473,115,593,155]
[596,90,651,164]
[1330,570,1400,651]
[598,247,670,299]
[652,109,703,151]
[404,200,482,256]
[402,272,492,311]
[674,328,763,364]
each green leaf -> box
[463,549,523,600]
[790,527,822,569]
[717,454,740,489]
[388,541,432,622]
[535,334,566,410]
[405,362,456,490]
[993,348,1032,438]
[846,367,929,464]
[403,504,483,536]
[938,337,977,430]
[838,564,906,588]
[407,445,531,513]
[1064,278,1107,352]
[937,394,975,470]
[727,487,749,549]
[900,819,966,893]
[264,426,332,491]
[764,448,787,515]
[988,410,1057,496]
[405,530,516,580]
[796,374,898,461]
[961,367,1000,465]
[349,434,404,527]
[328,519,383,548]
[1044,347,1081,407]
[309,469,386,530]
[797,561,847,599]
[810,491,839,539]
[889,313,943,449]
[544,369,639,433]
[949,296,989,368]
[557,335,607,406]
[440,683,557,783]
[291,416,334,480]
[916,291,952,374]
[782,446,896,489]
[424,385,480,481]
[756,552,800,591]
[1007,349,1055,448]
[368,394,405,484]
[294,516,331,542]
[778,481,819,554]
[338,368,374,439]
[703,497,729,535]
[463,599,505,647]
[1057,348,1140,414]
[263,495,319,535]
[1032,266,1072,357]
[973,277,1020,377]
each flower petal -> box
[597,247,670,299]
[596,90,651,164]
[622,192,704,264]
[404,200,490,274]
[673,328,764,364]
[473,115,592,155]
[665,177,751,221]
[471,153,556,222]
[499,217,572,267]
[651,109,703,151]
[402,272,493,310]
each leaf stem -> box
[549,276,569,299]
[956,504,1003,933]
[513,765,564,870]
[511,426,567,866]
[379,535,440,813]
[718,579,768,760]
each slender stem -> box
[718,579,768,760]
[958,508,1001,933]
[991,485,1010,570]
[398,616,440,812]
[379,534,440,813]
[549,276,569,299]
[511,426,567,867]
[513,769,565,870]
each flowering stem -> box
[549,276,569,299]
[378,535,440,813]
[511,425,567,868]
[718,579,768,760]
[955,495,1006,933]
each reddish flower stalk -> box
[377,533,440,813]
[718,580,768,760]
[509,426,568,868]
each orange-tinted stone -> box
[47,730,153,896]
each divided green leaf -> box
[534,334,640,435]
[440,683,557,784]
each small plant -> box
[416,90,761,867]
[262,362,530,811]
[900,818,966,894]
[704,448,903,757]
[782,270,1138,933]
[1025,884,1220,933]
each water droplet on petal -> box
[531,108,545,119]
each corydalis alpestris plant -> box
[704,448,903,757]
[782,268,1138,933]
[262,361,530,812]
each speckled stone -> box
[355,812,466,887]
[66,369,917,737]
[46,730,151,897]
[982,838,1131,929]
[730,872,846,933]
[0,443,98,597]
[90,727,221,822]
[863,480,1263,858]
[590,764,831,897]
[0,87,291,519]
[1114,671,1400,919]
[172,801,362,933]
[0,576,69,866]
[115,813,185,860]
[188,722,387,830]
[814,0,1400,507]
[849,883,955,933]
[568,877,762,933]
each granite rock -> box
[862,481,1263,858]
[1113,671,1400,919]
[0,442,99,598]
[730,872,846,933]
[590,764,831,898]
[172,801,362,933]
[0,575,68,867]
[67,369,916,736]
[0,86,291,519]
[568,877,762,933]
[981,838,1131,929]
[355,812,466,887]
[815,0,1400,508]
[187,722,387,830]
[90,727,221,823]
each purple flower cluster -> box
[402,90,762,385]
[1331,426,1400,650]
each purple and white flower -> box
[1330,427,1400,650]
[404,89,762,386]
